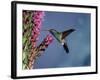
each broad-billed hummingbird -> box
[42,29,75,53]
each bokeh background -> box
[34,11,91,69]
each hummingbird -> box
[42,29,75,53]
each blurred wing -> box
[51,31,62,43]
[62,29,75,39]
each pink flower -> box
[37,34,53,54]
[44,34,53,45]
[33,11,45,18]
[31,11,45,48]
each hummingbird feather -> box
[62,29,75,39]
[50,30,62,43]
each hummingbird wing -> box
[63,42,69,53]
[62,29,75,40]
[50,31,62,43]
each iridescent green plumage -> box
[49,29,62,43]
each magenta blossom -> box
[31,11,45,48]
[37,34,53,55]
[44,34,54,45]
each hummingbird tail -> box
[63,43,69,53]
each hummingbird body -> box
[43,29,75,53]
[49,29,62,43]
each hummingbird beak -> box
[41,29,50,31]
